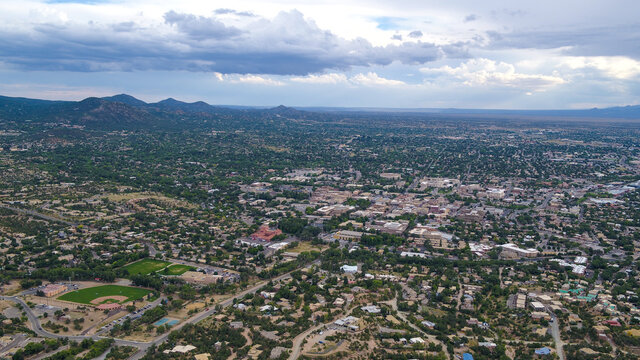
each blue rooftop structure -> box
[535,347,551,355]
[463,353,474,360]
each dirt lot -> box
[302,328,348,356]
[105,192,196,209]
[0,281,22,296]
[287,242,326,254]
[31,305,111,336]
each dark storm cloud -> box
[0,10,463,75]
[485,24,640,58]
[214,8,255,17]
[463,14,477,22]
[164,10,243,40]
[111,21,138,32]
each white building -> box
[498,243,539,258]
[341,265,358,273]
[361,305,381,314]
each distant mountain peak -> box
[79,97,105,106]
[158,97,181,104]
[101,94,147,107]
[151,97,218,114]
[266,105,306,117]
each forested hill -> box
[0,94,307,130]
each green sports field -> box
[58,285,152,304]
[161,264,195,276]
[123,258,171,275]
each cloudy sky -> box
[1,0,639,109]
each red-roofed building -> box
[603,320,621,327]
[251,226,282,242]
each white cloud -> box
[558,56,640,79]
[421,58,565,91]
[231,74,285,86]
[0,82,117,100]
[350,72,406,86]
[213,72,225,81]
[290,73,347,84]
[0,1,637,108]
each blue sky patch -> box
[374,17,406,30]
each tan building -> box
[531,312,551,320]
[499,243,539,259]
[333,230,363,241]
[380,173,402,180]
[180,271,223,285]
[42,284,67,297]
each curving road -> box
[288,304,358,360]
[127,261,317,359]
[0,296,147,347]
[1,260,317,359]
[0,204,77,226]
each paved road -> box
[0,296,157,348]
[94,296,165,336]
[288,320,328,360]
[354,170,362,182]
[385,297,449,359]
[0,203,77,226]
[0,333,25,356]
[128,261,318,360]
[166,257,239,280]
[289,299,355,360]
[2,260,317,360]
[549,313,564,360]
[143,242,157,257]
[31,345,69,360]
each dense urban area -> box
[0,94,639,360]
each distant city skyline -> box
[0,0,639,109]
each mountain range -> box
[0,94,639,130]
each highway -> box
[0,203,77,226]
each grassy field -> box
[287,241,325,254]
[58,285,152,304]
[160,264,194,276]
[123,259,171,275]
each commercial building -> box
[530,301,546,311]
[341,265,358,274]
[498,244,539,259]
[365,220,409,235]
[180,271,223,284]
[251,225,282,242]
[316,204,355,217]
[361,305,381,314]
[42,284,67,297]
[531,312,551,320]
[380,173,402,180]
[333,230,363,242]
